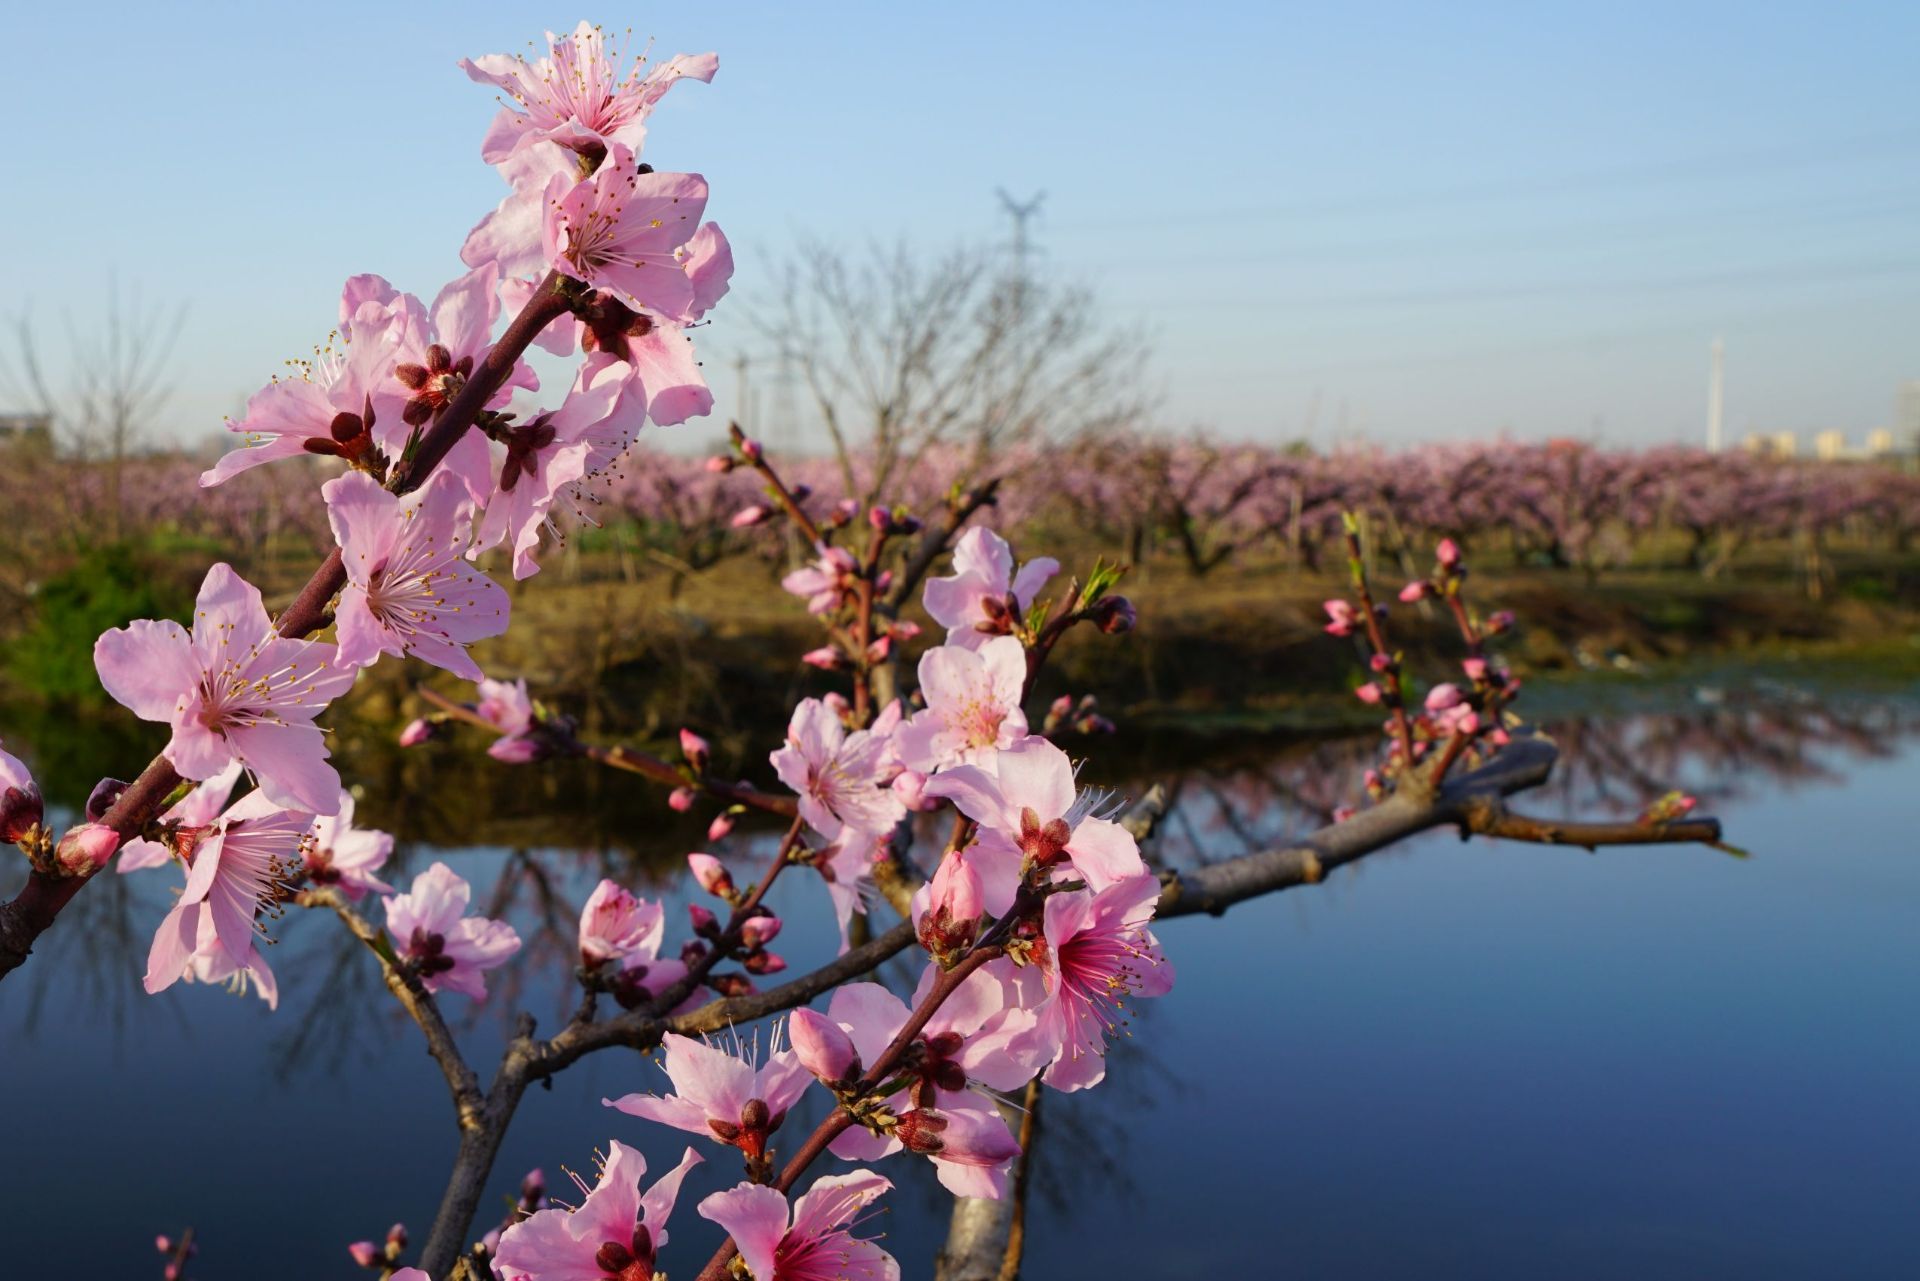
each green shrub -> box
[6,545,195,705]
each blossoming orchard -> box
[7,20,1807,1281]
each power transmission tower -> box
[996,187,1046,310]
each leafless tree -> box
[759,238,1149,505]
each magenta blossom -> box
[0,738,43,843]
[474,352,638,579]
[304,791,394,900]
[578,878,664,967]
[922,735,1147,915]
[95,563,355,814]
[922,527,1058,651]
[605,1027,811,1164]
[383,862,522,1000]
[894,636,1029,774]
[771,699,905,842]
[324,470,510,681]
[492,1140,701,1281]
[696,1171,898,1281]
[463,24,717,163]
[1030,874,1174,1091]
[781,544,859,616]
[144,790,315,1009]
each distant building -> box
[0,412,53,452]
[1900,381,1920,451]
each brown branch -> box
[1458,799,1725,850]
[885,477,1002,612]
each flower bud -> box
[706,812,735,842]
[788,1007,859,1083]
[1486,609,1516,635]
[154,1236,172,1254]
[688,852,736,898]
[705,454,735,473]
[1322,599,1357,637]
[866,635,893,662]
[668,786,697,813]
[386,1224,408,1250]
[709,972,755,997]
[875,569,893,594]
[519,1167,546,1206]
[78,777,126,824]
[889,619,921,642]
[678,729,711,773]
[1049,694,1074,720]
[739,437,763,462]
[1332,805,1358,823]
[892,769,934,812]
[743,950,786,974]
[1424,683,1464,712]
[789,484,813,503]
[730,504,771,528]
[739,914,783,949]
[397,717,435,748]
[802,646,843,670]
[1089,594,1136,634]
[917,853,983,963]
[1368,652,1392,673]
[54,823,119,874]
[1398,580,1428,602]
[1,747,42,844]
[347,1241,381,1269]
[688,904,721,939]
[1354,682,1383,705]
[1462,656,1489,681]
[1436,537,1463,568]
[868,505,892,532]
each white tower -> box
[1707,337,1725,453]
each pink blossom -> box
[474,353,638,579]
[118,761,242,874]
[383,862,522,1000]
[1436,537,1463,567]
[731,504,772,529]
[94,563,355,813]
[800,646,842,670]
[678,728,711,771]
[781,544,859,616]
[0,739,44,843]
[922,527,1058,650]
[1462,656,1489,681]
[1323,599,1358,637]
[707,812,735,842]
[475,678,535,737]
[1029,874,1173,1091]
[740,914,782,950]
[200,317,395,488]
[890,769,935,813]
[1353,682,1383,705]
[1398,580,1428,602]
[913,851,984,962]
[605,1027,812,1162]
[578,878,664,967]
[697,1171,898,1281]
[346,1241,380,1269]
[1424,683,1465,712]
[816,972,1038,1197]
[493,1140,702,1281]
[389,1272,429,1281]
[544,143,706,321]
[144,791,315,1009]
[811,828,887,954]
[488,736,542,765]
[668,786,697,812]
[304,791,394,900]
[397,718,435,748]
[462,142,578,282]
[922,735,1146,915]
[687,852,736,898]
[771,699,905,842]
[324,470,510,681]
[895,637,1029,774]
[463,25,716,162]
[788,1008,859,1084]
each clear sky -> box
[4,0,1918,452]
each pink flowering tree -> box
[0,22,1739,1281]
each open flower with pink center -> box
[605,1027,811,1165]
[94,563,356,814]
[117,761,243,874]
[303,791,393,900]
[324,470,509,681]
[0,738,43,844]
[344,265,537,504]
[772,699,905,842]
[463,24,717,163]
[894,637,1029,774]
[814,970,1040,1197]
[383,862,522,1000]
[475,677,535,737]
[922,735,1146,914]
[697,1171,898,1281]
[577,878,664,967]
[1029,874,1174,1091]
[473,352,638,579]
[492,1139,701,1281]
[781,544,859,616]
[543,143,706,322]
[144,790,315,1009]
[201,289,402,487]
[922,527,1059,651]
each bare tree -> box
[1,278,187,539]
[760,239,1148,505]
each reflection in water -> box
[3,684,1917,1278]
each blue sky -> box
[4,1,1918,451]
